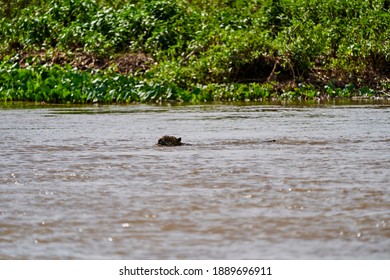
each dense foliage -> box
[1,0,389,103]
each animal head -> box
[158,136,182,146]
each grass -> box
[0,0,389,103]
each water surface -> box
[1,102,389,259]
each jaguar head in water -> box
[157,135,182,146]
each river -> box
[1,101,389,259]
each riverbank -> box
[1,0,389,103]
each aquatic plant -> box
[0,0,389,103]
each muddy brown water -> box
[1,102,389,259]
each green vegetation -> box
[1,0,389,103]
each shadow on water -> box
[1,98,389,113]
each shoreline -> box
[1,0,389,103]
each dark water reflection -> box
[1,102,389,259]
